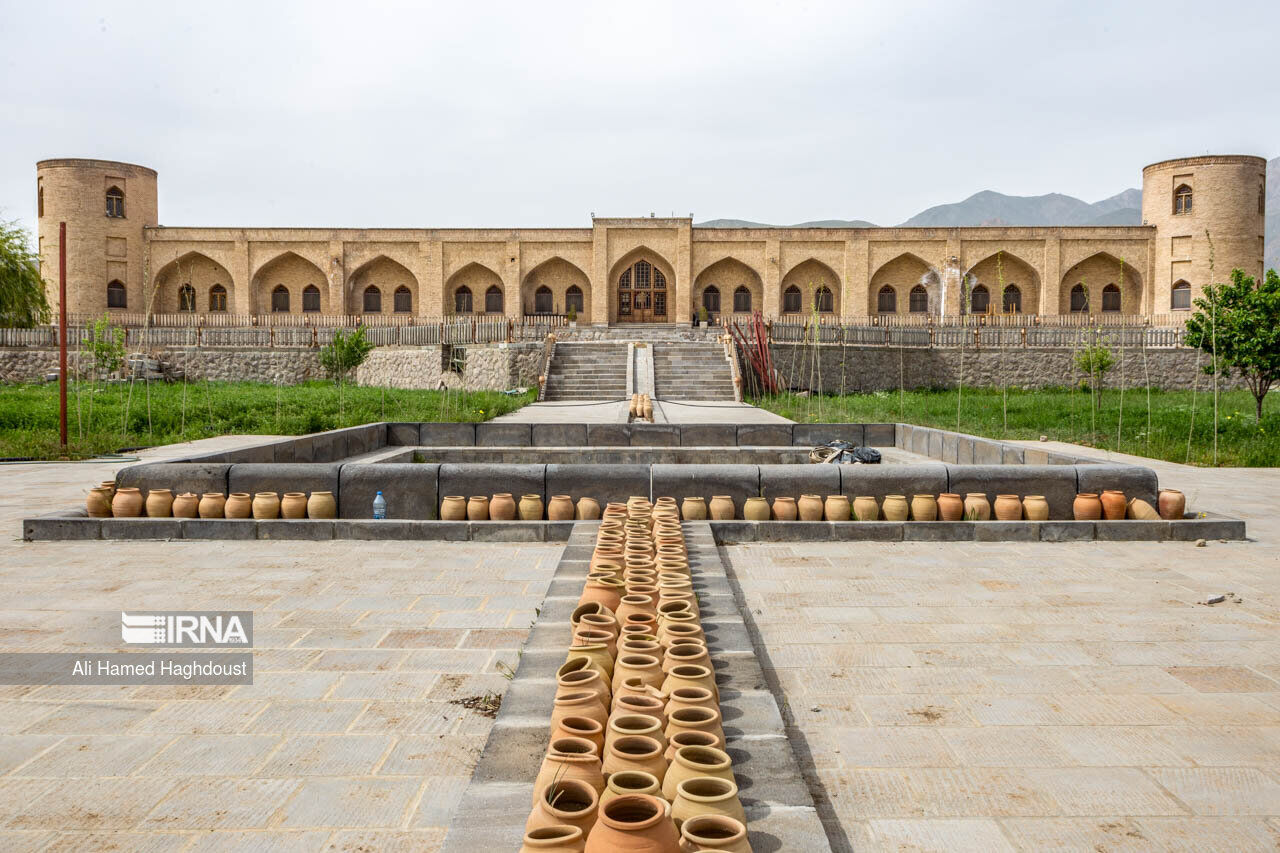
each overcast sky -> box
[2,0,1276,238]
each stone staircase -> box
[653,342,737,401]
[542,343,629,401]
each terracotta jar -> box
[571,601,614,626]
[613,677,667,711]
[1022,495,1050,521]
[577,497,602,520]
[198,492,226,519]
[852,496,879,522]
[307,491,336,519]
[145,488,174,518]
[661,665,717,700]
[1127,498,1159,520]
[551,716,605,754]
[86,486,113,518]
[823,495,851,522]
[280,492,307,519]
[664,707,725,748]
[520,494,545,521]
[520,825,586,853]
[580,611,620,639]
[993,494,1022,521]
[111,487,144,518]
[740,497,768,521]
[606,714,667,754]
[910,494,938,521]
[679,815,750,852]
[662,643,711,674]
[534,740,606,804]
[1100,490,1127,520]
[252,491,280,520]
[662,746,735,800]
[489,493,516,521]
[936,493,963,522]
[796,494,824,521]
[172,493,199,518]
[438,496,466,521]
[665,686,717,717]
[567,643,615,680]
[546,495,574,521]
[670,777,745,831]
[664,731,719,762]
[880,495,909,521]
[613,654,664,692]
[584,794,680,853]
[963,493,991,521]
[526,779,599,838]
[615,694,667,728]
[467,495,490,521]
[580,578,625,613]
[224,492,252,519]
[770,496,797,521]
[1073,493,1102,520]
[558,667,611,706]
[630,394,641,418]
[99,481,117,498]
[600,771,663,811]
[708,496,735,521]
[1158,488,1186,520]
[601,735,669,784]
[553,690,610,732]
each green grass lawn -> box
[0,381,535,460]
[756,387,1279,467]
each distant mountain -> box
[695,218,878,228]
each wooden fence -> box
[755,317,1188,349]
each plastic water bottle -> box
[372,491,387,520]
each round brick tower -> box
[36,158,158,316]
[1142,155,1266,314]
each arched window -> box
[484,284,503,314]
[105,186,124,218]
[1174,184,1192,215]
[1002,284,1022,313]
[271,285,290,313]
[1101,283,1121,312]
[362,285,381,313]
[38,183,43,217]
[1070,283,1088,313]
[782,285,802,313]
[970,284,989,314]
[106,280,127,309]
[814,286,834,313]
[702,285,720,313]
[877,285,896,313]
[634,260,652,288]
[178,283,196,312]
[393,286,412,313]
[1171,280,1192,311]
[303,285,321,313]
[565,285,584,315]
[209,284,227,312]
[909,285,928,313]
[733,286,751,313]
[534,285,553,314]
[454,286,473,313]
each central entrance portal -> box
[616,259,668,323]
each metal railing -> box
[749,316,1189,349]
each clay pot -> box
[433,495,464,521]
[521,825,586,853]
[661,665,717,701]
[852,496,879,522]
[963,493,991,521]
[708,496,735,521]
[520,494,545,521]
[664,731,719,762]
[111,487,144,518]
[551,716,605,754]
[526,779,599,838]
[467,496,490,521]
[993,494,1022,521]
[1100,490,1127,520]
[665,686,717,717]
[606,714,667,754]
[601,736,669,785]
[937,493,963,522]
[664,707,725,748]
[1073,493,1102,520]
[567,643,615,680]
[580,578,625,613]
[880,495,909,522]
[558,667,611,706]
[797,494,824,521]
[600,771,663,811]
[145,488,174,518]
[613,654,664,692]
[580,611,620,639]
[534,741,606,805]
[584,794,680,853]
[252,492,280,520]
[99,481,117,498]
[549,495,575,521]
[641,401,654,421]
[577,498,602,520]
[224,492,252,519]
[1127,498,1160,520]
[675,496,704,521]
[670,777,746,831]
[1022,495,1050,521]
[1158,488,1186,520]
[198,492,225,519]
[662,746,734,800]
[770,497,797,521]
[615,694,667,728]
[679,815,750,852]
[630,395,641,418]
[742,498,769,521]
[910,494,938,521]
[86,487,113,518]
[490,493,516,521]
[307,491,336,519]
[823,495,851,522]
[553,690,609,731]
[172,493,199,518]
[280,492,307,519]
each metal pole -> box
[58,221,68,451]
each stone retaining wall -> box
[354,344,541,391]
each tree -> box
[319,327,374,414]
[1185,268,1280,422]
[0,219,50,327]
[87,313,126,376]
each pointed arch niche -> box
[153,251,236,315]
[1059,252,1143,315]
[521,257,592,322]
[252,252,328,315]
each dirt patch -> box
[453,692,502,718]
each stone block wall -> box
[354,344,541,391]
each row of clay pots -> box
[440,494,603,522]
[95,487,336,520]
[630,393,654,422]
